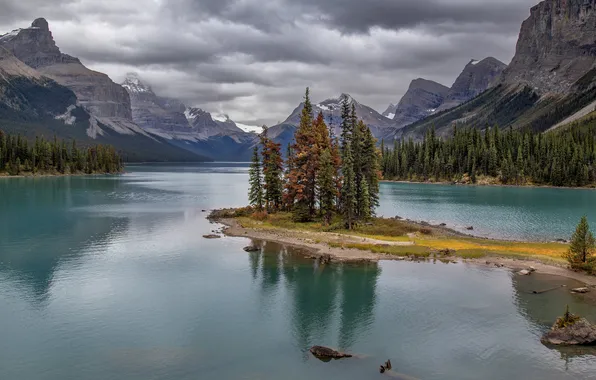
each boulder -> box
[542,317,596,346]
[518,269,531,275]
[202,234,221,239]
[571,287,590,294]
[466,226,474,231]
[309,346,352,360]
[243,246,259,252]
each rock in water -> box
[202,234,221,239]
[243,246,259,252]
[542,318,596,346]
[309,346,352,360]
[518,269,531,275]
[571,287,590,294]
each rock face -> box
[309,346,352,360]
[436,57,506,112]
[502,0,596,94]
[390,79,449,127]
[122,73,192,137]
[0,18,134,123]
[542,318,596,345]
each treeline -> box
[381,125,596,187]
[249,89,381,228]
[0,129,123,176]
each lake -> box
[1,163,596,380]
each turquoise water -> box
[379,182,596,241]
[1,163,596,380]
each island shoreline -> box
[210,213,596,288]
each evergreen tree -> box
[565,216,595,266]
[342,142,357,229]
[248,146,264,210]
[358,177,371,220]
[260,129,284,212]
[318,148,336,225]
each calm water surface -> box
[1,163,596,380]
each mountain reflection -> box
[249,241,380,356]
[0,177,127,302]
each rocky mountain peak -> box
[502,0,596,94]
[435,56,506,112]
[122,72,153,94]
[31,18,49,31]
[388,78,449,127]
[0,18,79,69]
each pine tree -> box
[318,148,336,225]
[248,146,264,210]
[260,130,284,212]
[565,216,595,266]
[358,177,371,220]
[342,142,357,229]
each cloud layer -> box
[0,0,538,126]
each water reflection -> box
[0,177,127,302]
[249,241,380,357]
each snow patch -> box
[427,108,437,113]
[54,104,77,125]
[0,29,22,41]
[212,113,229,122]
[386,113,395,119]
[235,122,263,134]
[471,59,479,65]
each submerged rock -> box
[202,234,221,239]
[243,246,259,252]
[466,226,474,231]
[309,346,352,360]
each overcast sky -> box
[0,0,538,126]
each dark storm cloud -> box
[0,0,539,125]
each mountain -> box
[392,0,596,140]
[382,103,397,119]
[267,93,395,150]
[121,72,255,161]
[0,19,206,162]
[435,57,506,112]
[388,79,449,128]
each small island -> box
[0,129,123,177]
[210,89,596,284]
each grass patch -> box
[328,241,431,258]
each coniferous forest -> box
[381,124,596,187]
[249,88,381,228]
[0,129,123,176]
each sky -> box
[0,0,539,127]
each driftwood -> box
[531,285,565,294]
[379,359,392,373]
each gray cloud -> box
[0,0,538,126]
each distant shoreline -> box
[381,179,596,191]
[0,171,123,179]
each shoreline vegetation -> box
[0,129,124,176]
[208,208,596,288]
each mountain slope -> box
[389,79,449,128]
[0,25,206,162]
[393,0,596,140]
[436,57,506,112]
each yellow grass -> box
[233,212,569,262]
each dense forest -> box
[381,122,596,187]
[249,88,381,228]
[0,129,123,176]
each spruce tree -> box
[358,177,371,220]
[342,142,357,229]
[565,216,595,266]
[248,146,264,210]
[318,148,336,225]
